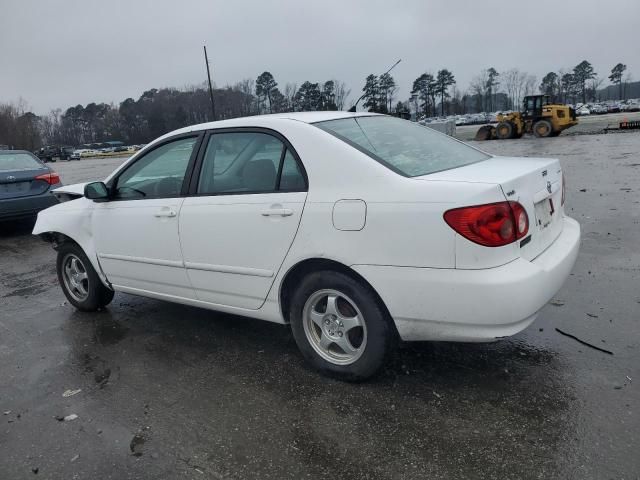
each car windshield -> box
[315,116,490,177]
[0,152,43,172]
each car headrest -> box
[243,159,276,191]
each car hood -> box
[53,182,87,196]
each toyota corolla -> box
[33,112,580,380]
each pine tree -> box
[572,61,596,103]
[539,72,559,99]
[255,72,278,113]
[436,69,456,115]
[378,73,396,113]
[362,74,380,112]
[609,63,627,100]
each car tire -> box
[56,243,114,312]
[289,270,394,381]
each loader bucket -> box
[474,125,495,141]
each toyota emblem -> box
[6,175,16,181]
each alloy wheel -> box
[302,289,367,365]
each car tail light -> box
[35,172,61,185]
[561,173,566,206]
[444,201,529,247]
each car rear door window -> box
[197,132,306,195]
[279,149,306,191]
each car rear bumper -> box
[0,192,59,221]
[353,216,581,342]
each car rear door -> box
[179,129,308,309]
[92,134,202,299]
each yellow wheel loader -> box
[475,95,578,140]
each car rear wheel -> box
[289,270,394,381]
[57,243,114,311]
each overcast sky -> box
[1,0,638,114]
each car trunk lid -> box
[0,168,52,199]
[416,156,564,262]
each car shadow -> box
[0,218,36,238]
[59,296,575,478]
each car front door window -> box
[115,137,197,199]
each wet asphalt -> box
[1,133,639,479]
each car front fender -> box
[32,198,110,287]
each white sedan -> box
[33,112,580,380]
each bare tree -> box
[332,80,351,111]
[283,83,297,111]
[588,77,604,102]
[524,74,538,97]
[502,69,526,110]
[469,70,488,112]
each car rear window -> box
[0,152,43,172]
[315,116,489,177]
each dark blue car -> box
[0,150,61,222]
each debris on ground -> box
[550,299,565,306]
[3,410,11,415]
[586,313,599,318]
[31,467,38,474]
[94,368,111,387]
[70,454,79,462]
[579,188,587,192]
[62,389,81,397]
[60,414,78,422]
[555,328,613,355]
[130,434,146,456]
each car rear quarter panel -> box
[270,122,509,270]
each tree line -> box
[0,60,634,150]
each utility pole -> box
[203,45,216,121]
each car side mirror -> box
[84,182,110,201]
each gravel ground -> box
[1,132,638,479]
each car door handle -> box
[154,208,177,218]
[261,208,293,217]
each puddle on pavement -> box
[93,318,129,345]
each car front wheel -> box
[290,271,394,381]
[57,243,114,311]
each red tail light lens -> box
[561,173,566,206]
[444,201,529,247]
[35,172,61,185]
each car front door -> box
[179,129,308,309]
[92,134,201,299]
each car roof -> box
[165,111,383,138]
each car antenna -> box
[348,59,401,113]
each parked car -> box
[0,150,61,222]
[576,107,591,116]
[70,150,82,161]
[607,103,621,113]
[35,145,60,162]
[33,112,580,380]
[59,146,75,160]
